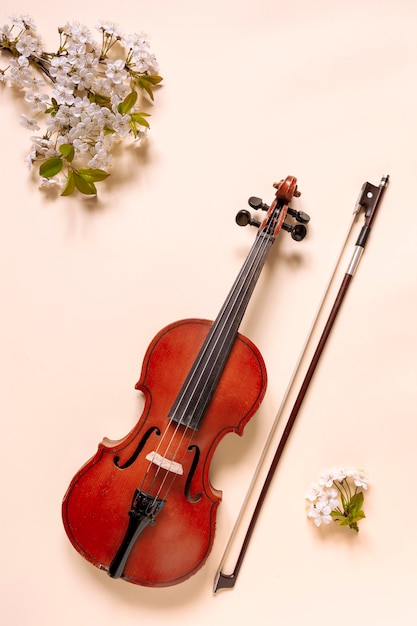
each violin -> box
[62,176,309,587]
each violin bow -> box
[213,174,389,592]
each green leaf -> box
[129,119,139,138]
[45,97,59,116]
[143,74,163,85]
[76,168,110,183]
[90,92,111,107]
[349,492,364,516]
[61,170,75,196]
[131,112,150,128]
[136,75,162,100]
[118,90,138,114]
[59,144,75,163]
[73,172,97,195]
[39,157,63,178]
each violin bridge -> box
[145,451,184,475]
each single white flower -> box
[53,83,76,105]
[17,55,29,68]
[352,468,369,490]
[24,90,50,112]
[318,469,335,489]
[96,20,123,39]
[110,110,131,137]
[305,482,324,502]
[24,149,36,168]
[105,59,128,85]
[92,76,112,96]
[20,114,40,130]
[67,42,87,68]
[124,32,150,50]
[323,487,339,510]
[8,57,31,86]
[307,501,332,527]
[21,75,46,90]
[39,176,61,189]
[331,467,348,482]
[72,137,90,154]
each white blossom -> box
[96,20,123,39]
[53,83,76,105]
[61,21,95,46]
[306,466,369,532]
[307,500,332,527]
[39,175,61,189]
[124,32,150,50]
[67,42,87,68]
[7,14,37,30]
[318,469,335,489]
[305,482,324,502]
[323,487,339,510]
[24,90,50,112]
[16,33,40,57]
[20,113,40,130]
[24,149,36,168]
[48,55,71,82]
[0,15,161,196]
[8,56,32,86]
[352,468,369,490]
[21,75,46,90]
[105,59,128,85]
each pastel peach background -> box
[1,1,416,624]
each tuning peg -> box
[287,208,310,224]
[235,210,261,228]
[248,197,269,211]
[282,222,307,241]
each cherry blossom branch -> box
[0,14,162,196]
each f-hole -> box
[184,444,201,503]
[114,426,160,470]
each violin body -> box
[62,318,267,586]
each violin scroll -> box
[273,175,301,202]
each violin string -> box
[167,204,278,430]
[143,203,282,503]
[154,429,198,503]
[139,197,285,505]
[141,412,196,498]
[157,203,280,488]
[138,224,271,501]
[138,415,186,493]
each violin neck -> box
[213,229,274,344]
[169,230,275,430]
